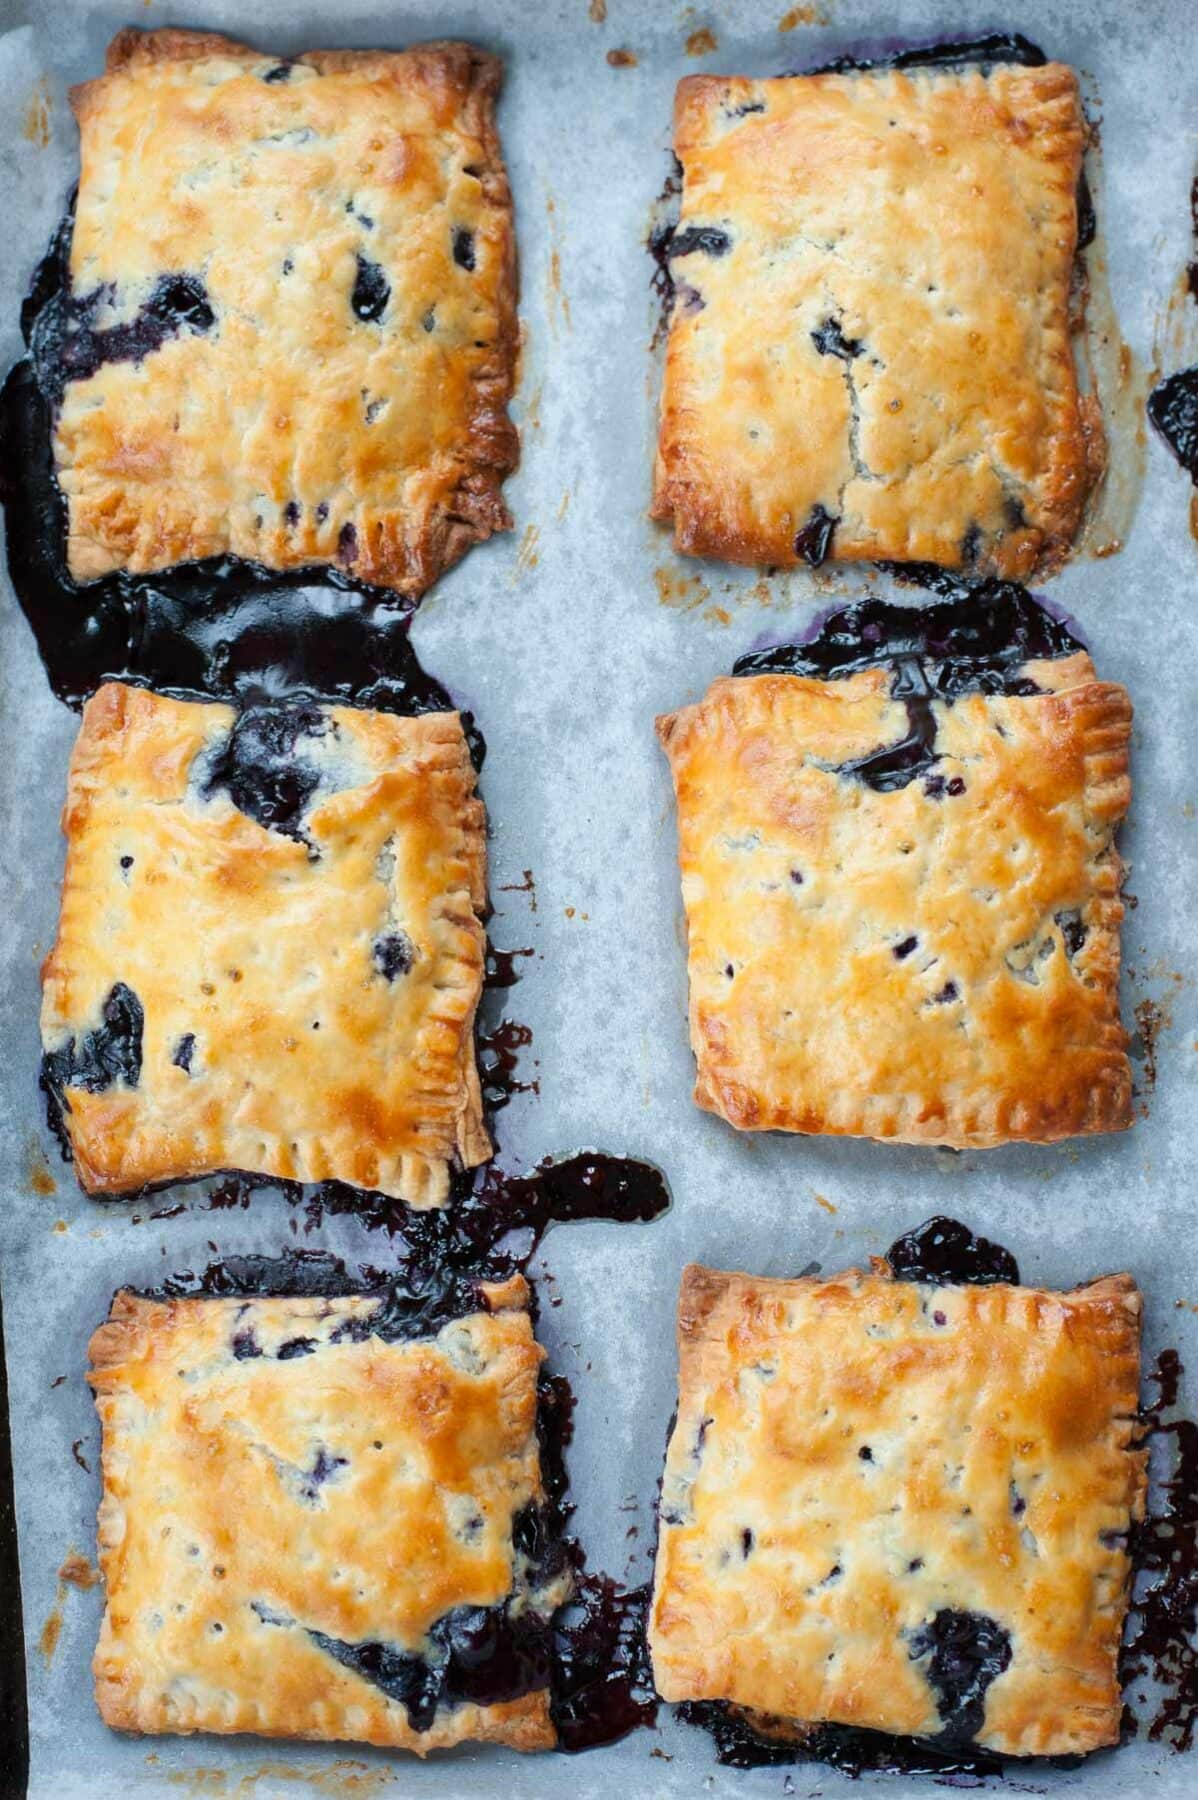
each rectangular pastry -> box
[652,59,1097,578]
[656,596,1132,1148]
[88,1272,564,1752]
[650,1255,1146,1757]
[41,681,489,1204]
[54,27,518,597]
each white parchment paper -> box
[1,1,1195,1795]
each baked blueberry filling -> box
[171,1033,196,1073]
[648,214,731,317]
[201,701,329,842]
[907,1608,1013,1743]
[550,1575,658,1752]
[299,1447,348,1500]
[806,31,1047,77]
[1055,909,1088,958]
[667,225,732,260]
[42,983,144,1153]
[733,584,1083,793]
[793,504,838,566]
[252,1601,554,1732]
[676,1701,1008,1776]
[53,267,215,396]
[811,317,862,361]
[372,932,416,981]
[131,1222,665,1749]
[1148,367,1198,482]
[1,209,485,753]
[885,1217,1021,1287]
[452,228,476,271]
[351,254,390,322]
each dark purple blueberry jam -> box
[733,583,1082,793]
[372,933,416,981]
[478,1018,538,1113]
[134,1149,668,1751]
[806,31,1047,76]
[350,255,390,323]
[886,1217,1021,1287]
[41,983,144,1157]
[665,225,732,261]
[201,701,329,841]
[49,264,215,398]
[551,1577,658,1752]
[485,945,534,989]
[792,504,838,566]
[810,316,862,361]
[677,1702,1009,1777]
[1148,173,1198,477]
[908,1608,1012,1742]
[1,212,481,756]
[1148,368,1198,480]
[1122,1349,1198,1751]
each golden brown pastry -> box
[656,613,1132,1148]
[41,682,489,1204]
[650,1256,1146,1756]
[88,1273,565,1752]
[54,27,518,597]
[652,60,1097,578]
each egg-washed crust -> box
[650,1261,1146,1757]
[652,61,1097,579]
[656,655,1132,1147]
[87,1275,558,1752]
[41,682,489,1204]
[56,26,518,597]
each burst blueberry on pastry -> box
[652,56,1098,578]
[87,1272,567,1751]
[650,1253,1145,1756]
[52,27,518,597]
[656,592,1132,1147]
[41,682,489,1203]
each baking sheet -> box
[1,0,1196,1795]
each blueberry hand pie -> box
[650,1255,1145,1756]
[652,59,1097,578]
[54,27,518,597]
[88,1273,565,1751]
[41,682,489,1203]
[656,595,1132,1147]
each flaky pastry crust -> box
[41,682,489,1203]
[650,1260,1146,1756]
[55,27,518,596]
[656,658,1132,1147]
[652,62,1095,578]
[88,1276,557,1752]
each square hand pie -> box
[41,681,489,1204]
[650,1259,1146,1757]
[652,60,1096,579]
[88,1273,564,1752]
[656,604,1133,1148]
[55,27,517,597]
